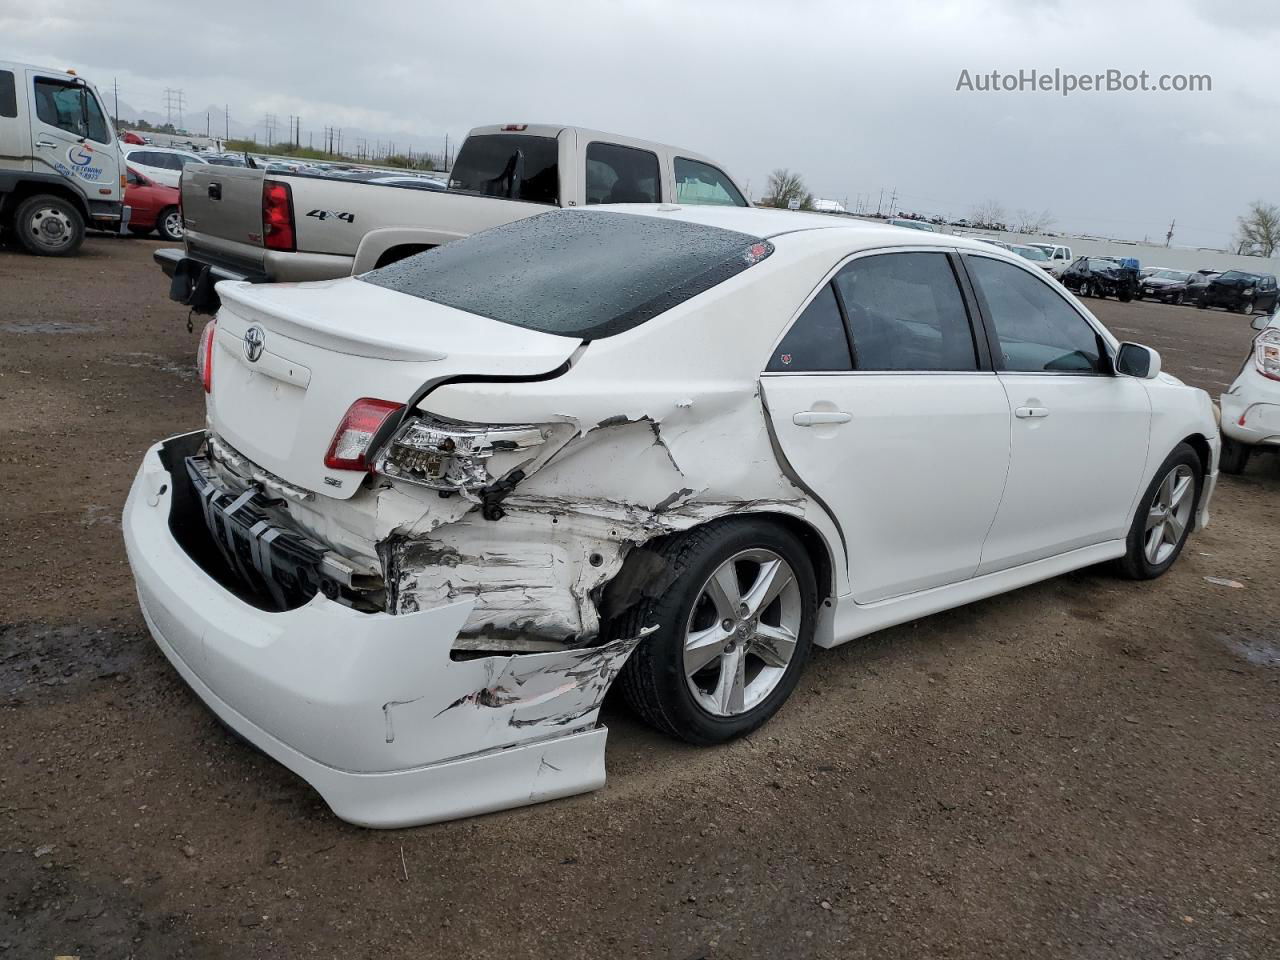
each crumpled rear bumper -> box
[122,432,643,828]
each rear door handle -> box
[793,410,852,426]
[207,183,222,200]
[1015,406,1050,419]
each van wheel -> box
[616,519,817,745]
[14,194,85,256]
[157,206,183,242]
[1115,444,1202,580]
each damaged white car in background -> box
[124,205,1219,827]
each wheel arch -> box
[1179,432,1213,477]
[3,179,91,223]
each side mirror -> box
[1116,342,1161,379]
[1253,313,1273,331]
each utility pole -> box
[1165,218,1175,247]
[164,88,186,131]
[888,188,897,218]
[112,77,119,122]
[876,188,884,216]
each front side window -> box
[448,133,559,205]
[833,252,979,371]
[966,255,1105,373]
[766,284,851,372]
[585,142,659,205]
[674,157,747,207]
[33,78,109,143]
[0,70,16,118]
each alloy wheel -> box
[1143,464,1195,566]
[162,209,184,240]
[683,549,802,717]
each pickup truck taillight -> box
[324,399,405,471]
[262,179,296,252]
[1255,328,1280,382]
[197,319,216,393]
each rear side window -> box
[448,133,559,205]
[675,157,747,207]
[966,255,1105,373]
[0,70,16,118]
[362,209,773,340]
[32,78,109,143]
[585,142,659,205]
[833,253,979,371]
[767,285,851,372]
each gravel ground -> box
[1,235,1277,959]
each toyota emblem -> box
[243,325,265,362]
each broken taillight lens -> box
[197,319,216,393]
[375,415,548,491]
[1255,328,1280,382]
[324,398,404,471]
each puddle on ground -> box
[0,623,148,703]
[1220,632,1280,667]
[0,321,104,334]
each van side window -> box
[0,71,16,119]
[33,77,109,143]
[767,284,852,372]
[585,142,659,205]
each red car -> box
[125,167,183,241]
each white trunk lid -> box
[207,277,579,499]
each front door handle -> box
[793,410,852,426]
[35,139,57,148]
[1015,406,1050,419]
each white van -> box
[0,61,126,256]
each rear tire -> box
[1115,444,1203,580]
[1239,297,1255,315]
[616,519,817,745]
[1219,437,1251,475]
[1080,280,1093,298]
[13,194,84,257]
[156,206,183,242]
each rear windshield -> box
[448,133,559,205]
[361,209,773,339]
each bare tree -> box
[1234,201,1280,257]
[1014,208,1056,234]
[762,169,814,211]
[968,199,1007,230]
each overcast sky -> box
[3,0,1276,249]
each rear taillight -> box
[197,320,216,393]
[376,415,548,491]
[262,179,295,252]
[324,398,404,471]
[1255,328,1280,382]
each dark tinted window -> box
[767,285,851,372]
[0,70,16,118]
[833,253,978,371]
[362,209,773,339]
[33,78,109,142]
[675,157,747,207]
[585,142,659,204]
[447,133,558,205]
[967,255,1104,373]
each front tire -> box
[1115,444,1203,580]
[1239,297,1255,315]
[1219,437,1251,475]
[616,519,817,745]
[13,194,85,256]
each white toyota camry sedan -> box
[1219,310,1280,473]
[123,206,1219,827]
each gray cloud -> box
[2,0,1272,248]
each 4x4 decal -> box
[306,209,355,223]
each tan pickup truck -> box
[157,123,750,313]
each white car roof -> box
[588,204,1017,258]
[124,146,201,157]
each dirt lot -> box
[1,235,1277,959]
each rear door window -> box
[674,157,747,207]
[0,70,16,118]
[447,133,559,205]
[833,252,979,371]
[585,142,660,205]
[766,284,852,372]
[363,209,773,340]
